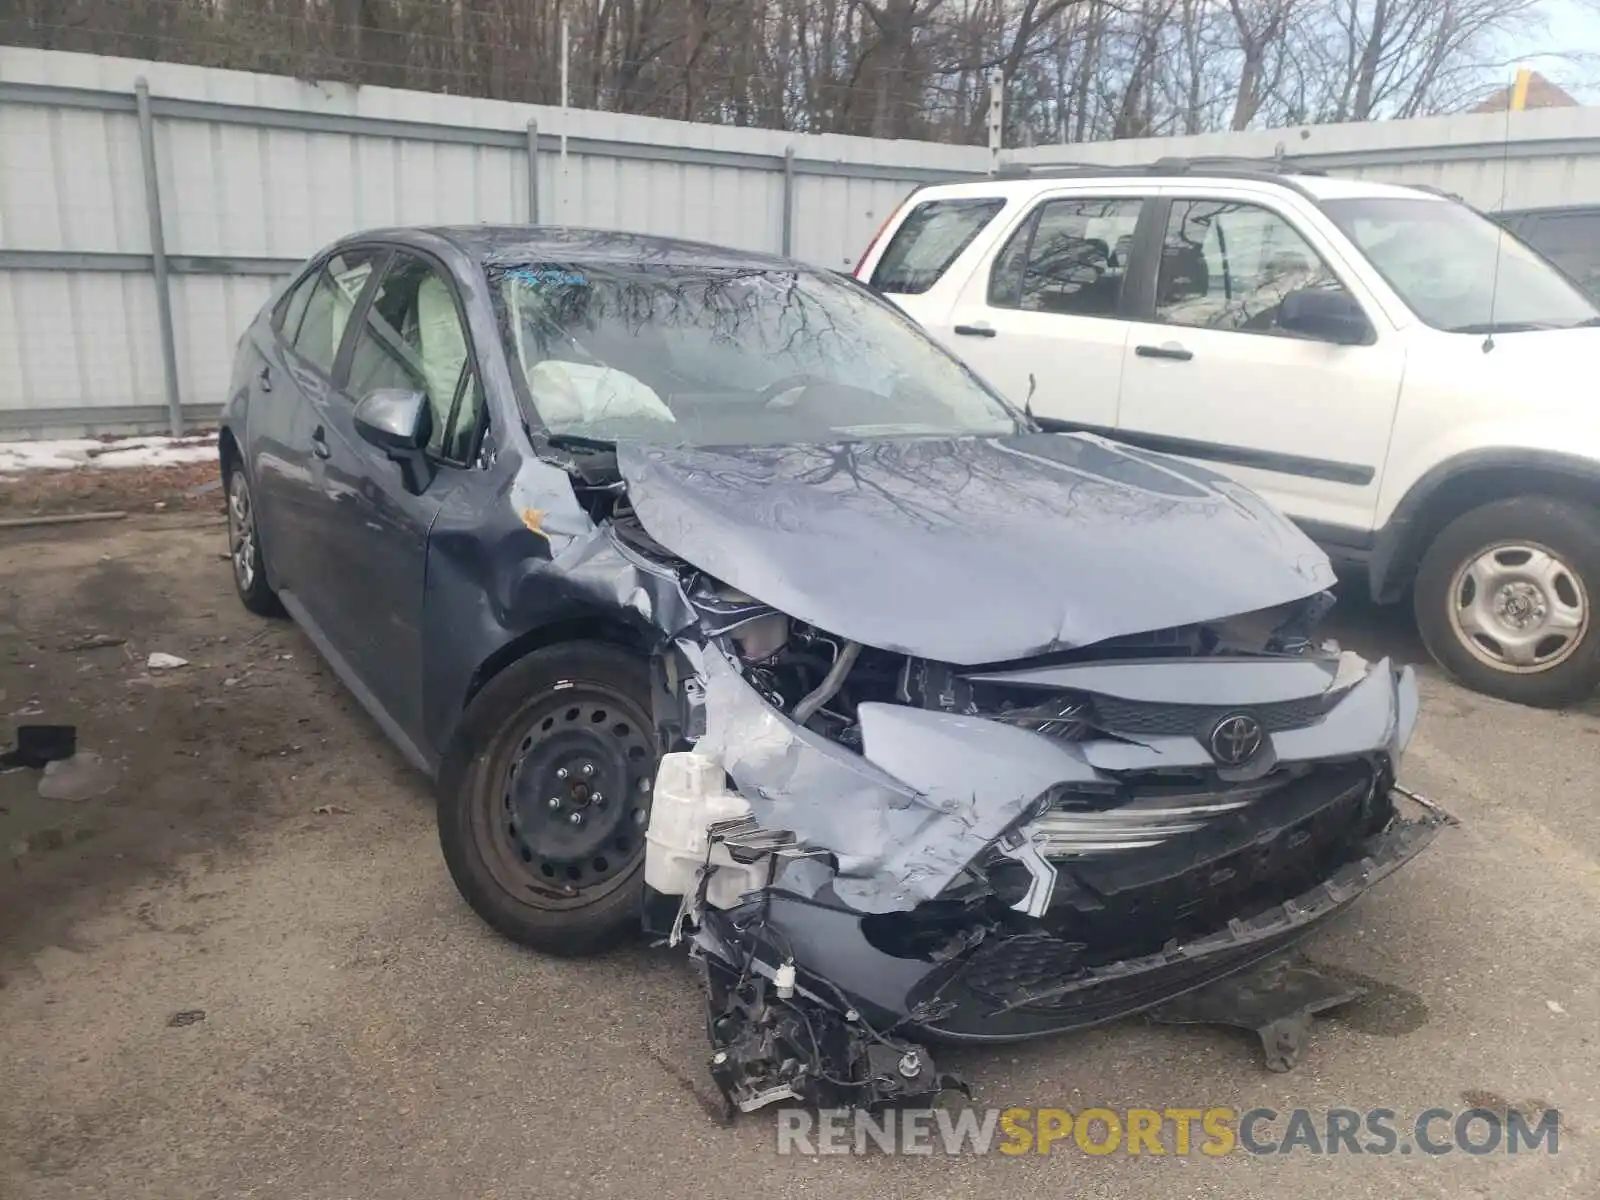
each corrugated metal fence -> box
[9,45,1600,438]
[1008,105,1600,210]
[0,46,987,437]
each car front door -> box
[1114,190,1406,537]
[937,191,1151,427]
[302,247,489,748]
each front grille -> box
[1045,761,1384,962]
[1090,692,1331,738]
[1030,773,1289,856]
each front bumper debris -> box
[678,792,1446,1118]
[646,641,1448,1119]
[1147,957,1366,1074]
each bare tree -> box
[0,0,1563,142]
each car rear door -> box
[934,189,1154,427]
[1113,186,1406,537]
[253,247,384,615]
[301,246,490,748]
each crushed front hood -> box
[617,433,1334,664]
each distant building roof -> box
[1471,71,1579,113]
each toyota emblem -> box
[1208,712,1265,766]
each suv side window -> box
[870,198,1005,294]
[988,197,1143,317]
[347,251,484,464]
[1155,200,1340,334]
[288,250,379,375]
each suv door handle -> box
[258,365,273,392]
[953,323,997,338]
[310,425,331,460]
[1135,342,1193,361]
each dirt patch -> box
[0,462,222,519]
[0,515,379,965]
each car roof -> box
[345,225,803,271]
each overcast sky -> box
[1512,0,1600,98]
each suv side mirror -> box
[1279,287,1371,345]
[354,389,431,455]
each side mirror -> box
[354,389,431,456]
[1279,287,1371,345]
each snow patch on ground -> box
[0,434,218,474]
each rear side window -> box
[288,250,380,376]
[274,270,317,341]
[870,198,1004,294]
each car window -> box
[988,197,1143,317]
[870,198,1005,294]
[1155,200,1341,335]
[289,250,378,375]
[347,251,482,463]
[274,269,318,340]
[1518,212,1600,297]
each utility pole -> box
[988,72,1005,174]
[560,16,571,222]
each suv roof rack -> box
[988,154,1327,197]
[1406,182,1464,202]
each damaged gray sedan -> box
[219,226,1446,1118]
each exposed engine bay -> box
[544,434,1451,1120]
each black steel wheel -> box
[438,642,658,954]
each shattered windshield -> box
[490,262,1019,445]
[1322,196,1600,333]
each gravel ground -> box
[1,511,1596,1200]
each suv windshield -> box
[490,263,1019,446]
[1323,196,1600,333]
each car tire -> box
[437,641,658,955]
[1414,496,1600,707]
[224,465,284,618]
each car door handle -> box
[311,426,331,460]
[258,365,273,392]
[953,323,997,338]
[1135,342,1193,361]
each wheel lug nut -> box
[569,811,584,825]
[581,763,595,777]
[548,797,562,809]
[591,792,604,804]
[556,767,569,780]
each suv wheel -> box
[437,642,658,955]
[1414,496,1600,707]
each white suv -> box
[855,157,1600,707]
